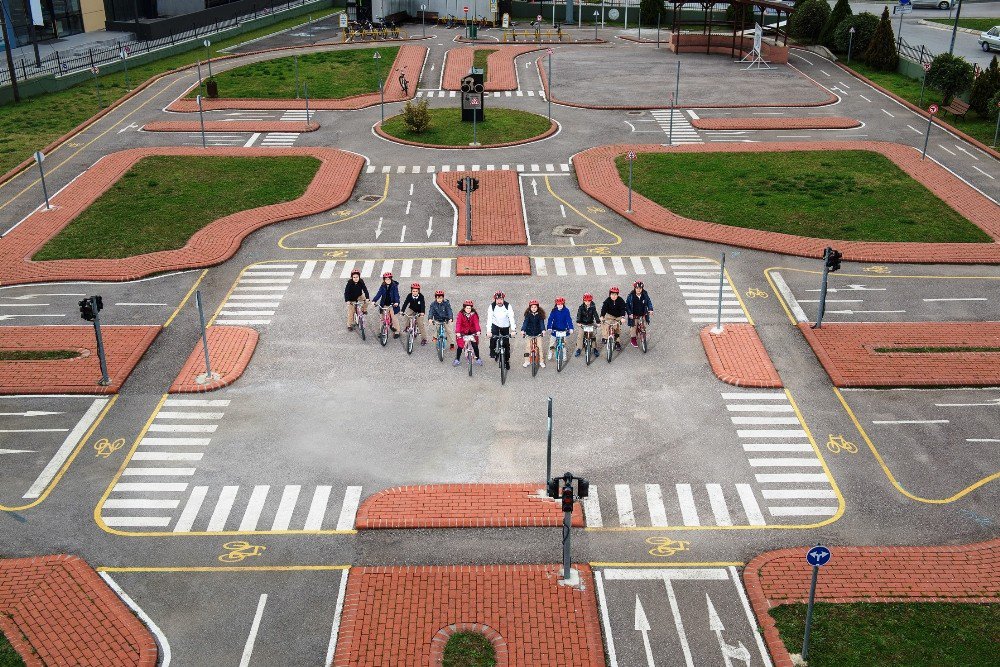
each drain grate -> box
[626,110,644,116]
[358,194,381,202]
[553,225,585,237]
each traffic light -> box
[825,248,843,273]
[547,477,560,499]
[79,298,95,321]
[576,477,589,499]
[456,177,480,193]
[560,485,574,513]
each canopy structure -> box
[668,0,794,61]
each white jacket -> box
[487,301,516,330]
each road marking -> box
[737,429,807,438]
[614,484,636,527]
[761,489,837,499]
[722,392,786,400]
[729,566,773,666]
[676,484,700,526]
[922,298,987,302]
[645,484,669,527]
[967,439,1000,443]
[305,485,332,530]
[271,485,301,530]
[906,124,923,135]
[147,424,217,432]
[173,486,209,532]
[336,485,362,530]
[131,452,203,461]
[239,485,270,531]
[155,411,224,420]
[666,578,694,667]
[102,498,181,509]
[22,398,109,499]
[858,94,871,102]
[706,484,732,526]
[742,442,813,452]
[325,569,350,667]
[735,484,766,525]
[937,144,956,155]
[880,108,894,117]
[113,482,188,492]
[103,516,172,527]
[730,416,800,425]
[749,458,822,467]
[955,146,979,161]
[100,573,172,667]
[583,486,603,528]
[768,271,807,323]
[207,485,240,531]
[871,419,949,424]
[972,166,995,180]
[299,260,317,279]
[727,404,794,412]
[755,473,829,483]
[0,428,68,433]
[769,506,838,516]
[239,594,269,667]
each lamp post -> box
[203,39,212,78]
[547,48,553,121]
[373,50,382,122]
[593,10,599,40]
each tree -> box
[639,0,663,27]
[987,89,1000,122]
[833,12,879,55]
[926,53,974,105]
[968,56,1000,116]
[787,0,831,43]
[820,0,852,49]
[863,6,898,72]
[402,99,430,133]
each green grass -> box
[770,602,1000,666]
[381,107,551,146]
[844,61,998,147]
[33,155,320,260]
[0,6,339,176]
[0,350,80,360]
[619,150,992,243]
[442,632,496,667]
[188,46,398,99]
[874,346,1000,353]
[472,48,497,79]
[0,627,26,667]
[927,18,999,32]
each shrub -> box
[926,53,974,105]
[402,99,430,133]
[968,56,1000,116]
[639,0,663,26]
[988,89,1000,122]
[863,6,898,72]
[833,12,879,56]
[820,0,852,48]
[787,0,831,43]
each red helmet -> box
[610,286,620,294]
[382,272,393,279]
[350,269,361,276]
[583,293,593,301]
[633,280,644,289]
[435,290,445,297]
[411,282,420,290]
[555,297,566,305]
[463,300,474,307]
[529,299,539,306]
[493,291,506,300]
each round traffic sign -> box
[464,5,469,12]
[34,150,44,164]
[547,48,554,55]
[922,61,931,72]
[929,103,938,114]
[537,14,543,21]
[806,545,831,567]
[203,39,211,47]
[91,66,99,75]
[626,150,636,160]
[608,8,619,19]
[421,4,426,8]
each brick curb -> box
[700,324,783,388]
[0,146,363,286]
[168,326,258,393]
[143,120,319,132]
[332,564,605,667]
[0,555,158,667]
[456,255,532,275]
[436,170,528,245]
[572,141,1000,264]
[354,484,583,528]
[743,539,1000,667]
[0,326,160,394]
[691,116,861,130]
[373,118,557,149]
[797,321,1000,387]
[442,45,543,91]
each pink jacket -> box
[455,311,481,348]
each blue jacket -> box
[546,306,574,332]
[372,280,401,312]
[521,312,546,337]
[626,290,653,316]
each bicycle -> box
[402,313,420,355]
[352,300,368,341]
[526,335,542,377]
[377,306,394,347]
[551,329,569,372]
[462,335,478,376]
[605,318,625,363]
[433,320,448,362]
[580,324,598,365]
[493,333,511,385]
[634,314,649,354]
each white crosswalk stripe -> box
[260,132,300,147]
[586,481,771,528]
[279,110,314,122]
[668,259,748,324]
[366,163,571,174]
[649,109,703,144]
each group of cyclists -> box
[344,270,654,369]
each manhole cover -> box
[626,110,644,116]
[553,226,586,237]
[358,194,381,202]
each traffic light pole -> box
[546,396,553,483]
[562,486,572,580]
[812,248,832,329]
[91,298,110,386]
[465,177,472,242]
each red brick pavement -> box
[436,170,527,245]
[142,120,318,132]
[455,256,532,275]
[168,326,258,393]
[442,45,541,91]
[572,142,1000,264]
[0,147,363,286]
[700,324,783,388]
[0,554,158,667]
[0,326,159,394]
[373,119,556,149]
[354,483,583,528]
[165,45,427,112]
[798,321,1000,387]
[744,539,1000,667]
[670,33,790,64]
[691,116,861,130]
[332,564,605,667]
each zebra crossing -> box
[180,132,248,147]
[215,263,299,326]
[416,89,544,98]
[668,258,748,324]
[260,131,300,147]
[583,482,770,528]
[650,109,702,144]
[365,163,571,175]
[280,109,314,122]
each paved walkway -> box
[455,256,532,275]
[169,326,259,393]
[437,170,528,245]
[701,324,783,388]
[442,45,541,91]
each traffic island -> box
[143,120,319,133]
[456,256,532,275]
[700,324,783,388]
[0,555,158,667]
[798,322,1000,387]
[376,107,557,148]
[169,326,259,393]
[442,45,542,90]
[0,326,159,394]
[690,116,862,130]
[436,169,529,245]
[332,564,605,666]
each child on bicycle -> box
[487,290,516,370]
[454,300,483,366]
[371,272,401,338]
[574,292,599,358]
[546,296,574,360]
[601,286,628,352]
[400,282,428,346]
[343,269,370,332]
[428,290,455,350]
[520,300,547,368]
[626,281,653,348]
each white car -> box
[981,26,1000,53]
[911,0,958,8]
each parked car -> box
[980,26,1000,53]
[911,0,959,9]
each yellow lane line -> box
[786,387,845,525]
[763,267,798,326]
[97,565,351,573]
[163,269,208,328]
[278,174,391,249]
[538,175,623,247]
[833,387,1000,504]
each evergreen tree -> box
[820,0,852,49]
[639,0,664,26]
[927,53,975,105]
[969,56,1000,116]
[863,6,898,72]
[833,12,879,55]
[787,0,831,43]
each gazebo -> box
[668,0,794,63]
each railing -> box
[342,27,409,41]
[503,27,565,42]
[897,37,934,67]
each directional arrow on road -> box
[426,216,434,238]
[0,411,63,417]
[0,449,35,454]
[375,216,384,240]
[634,595,655,667]
[706,594,751,667]
[3,294,85,300]
[531,179,538,196]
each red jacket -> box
[455,310,481,347]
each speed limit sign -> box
[929,103,938,114]
[627,151,636,160]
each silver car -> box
[981,26,1000,53]
[911,0,959,9]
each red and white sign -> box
[91,66,99,75]
[537,14,543,21]
[627,151,636,160]
[469,96,480,106]
[547,48,553,55]
[464,5,469,12]
[922,61,931,72]
[928,104,938,114]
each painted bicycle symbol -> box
[863,266,891,274]
[587,206,606,214]
[93,437,125,459]
[218,541,266,563]
[745,287,769,299]
[826,434,858,454]
[645,536,691,558]
[335,209,354,217]
[324,249,348,258]
[587,246,611,255]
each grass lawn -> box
[188,46,399,99]
[442,632,496,667]
[472,48,497,79]
[0,628,26,667]
[619,150,992,243]
[771,602,1000,666]
[33,155,320,260]
[0,7,338,176]
[0,350,80,360]
[927,18,998,32]
[381,107,551,146]
[843,61,998,148]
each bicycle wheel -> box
[359,315,366,341]
[556,343,564,372]
[585,338,592,366]
[531,345,539,377]
[468,350,474,377]
[437,333,445,362]
[379,322,389,347]
[640,329,648,353]
[500,348,507,385]
[606,335,613,363]
[407,329,415,355]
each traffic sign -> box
[929,103,939,114]
[91,66,99,75]
[547,48,553,55]
[464,5,469,12]
[806,545,831,567]
[203,39,211,47]
[469,96,480,106]
[537,14,543,21]
[626,150,636,160]
[34,151,44,164]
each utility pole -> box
[812,247,842,329]
[947,0,963,55]
[0,0,22,102]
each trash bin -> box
[469,24,478,38]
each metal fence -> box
[897,37,934,68]
[1,0,321,87]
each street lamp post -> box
[948,0,963,55]
[594,10,599,40]
[547,48,553,121]
[372,51,383,122]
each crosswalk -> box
[180,132,248,147]
[365,163,571,175]
[215,263,299,326]
[583,482,770,528]
[280,110,314,122]
[416,89,544,98]
[260,131,300,147]
[668,258,748,324]
[650,109,702,144]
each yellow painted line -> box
[163,269,208,328]
[591,562,745,568]
[539,175,623,247]
[1,394,118,512]
[278,174,391,249]
[725,267,755,326]
[786,387,845,525]
[763,268,798,326]
[97,565,351,573]
[833,387,1000,503]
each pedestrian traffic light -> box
[576,477,589,499]
[561,485,574,513]
[79,298,95,321]
[547,477,560,499]
[825,248,843,273]
[457,177,480,193]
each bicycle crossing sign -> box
[806,545,831,567]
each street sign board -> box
[608,8,619,20]
[340,13,348,27]
[923,61,931,72]
[626,151,636,160]
[464,5,469,12]
[502,12,510,28]
[537,14,543,21]
[469,96,480,106]
[34,151,44,164]
[806,545,831,567]
[203,39,211,47]
[91,66,99,75]
[929,104,939,114]
[547,48,553,55]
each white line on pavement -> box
[23,398,109,498]
[872,420,949,424]
[922,298,987,302]
[325,569,350,667]
[100,573,172,667]
[676,484,700,526]
[336,486,362,530]
[239,594,269,667]
[769,271,808,323]
[730,566,774,667]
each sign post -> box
[120,47,131,90]
[204,39,213,78]
[546,396,553,483]
[594,11,599,40]
[847,26,855,63]
[712,253,726,333]
[801,544,832,663]
[547,48,553,121]
[294,54,300,98]
[923,103,938,160]
[994,101,1000,148]
[34,151,50,210]
[421,4,427,36]
[470,95,480,145]
[196,95,207,148]
[626,150,635,213]
[893,0,911,50]
[91,66,103,108]
[919,60,930,107]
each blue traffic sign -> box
[806,545,831,567]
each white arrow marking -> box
[0,314,66,321]
[426,216,434,238]
[0,411,63,417]
[3,294,84,300]
[375,216,384,240]
[531,179,538,196]
[936,398,1000,408]
[826,310,905,315]
[634,596,655,667]
[0,449,35,454]
[707,594,751,666]
[117,122,139,134]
